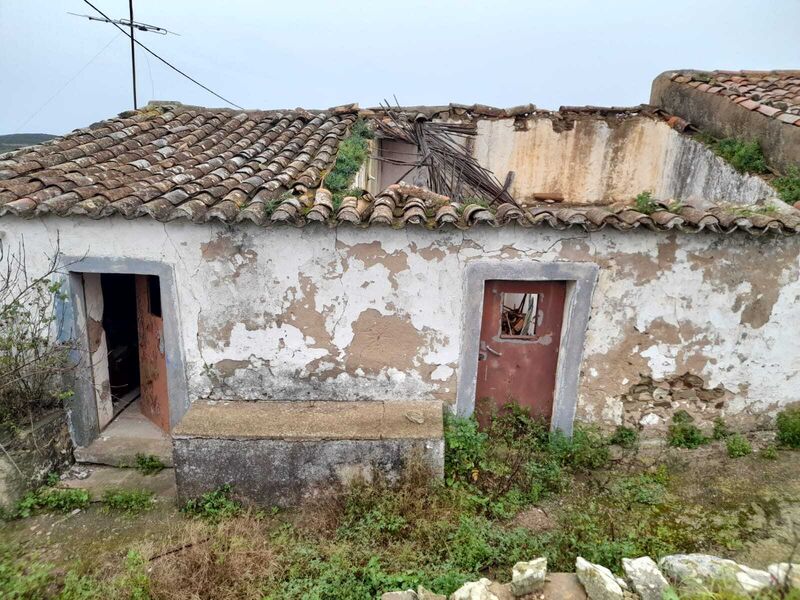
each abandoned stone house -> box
[0,69,798,505]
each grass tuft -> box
[725,434,752,458]
[667,410,709,449]
[134,453,165,475]
[103,489,155,514]
[182,484,242,522]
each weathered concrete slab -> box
[74,401,172,467]
[173,400,443,440]
[173,400,444,506]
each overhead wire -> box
[81,0,243,109]
[15,32,122,132]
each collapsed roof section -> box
[0,100,797,235]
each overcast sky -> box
[1,0,798,135]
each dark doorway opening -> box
[100,273,141,417]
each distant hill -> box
[0,133,56,153]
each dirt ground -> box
[1,436,798,596]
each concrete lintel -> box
[456,260,599,435]
[173,400,443,441]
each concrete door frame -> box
[64,256,189,447]
[456,260,599,435]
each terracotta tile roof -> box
[1,105,798,236]
[668,70,800,127]
[327,185,800,236]
[0,104,357,221]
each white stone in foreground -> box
[450,578,499,600]
[381,591,418,600]
[622,556,670,600]
[767,563,800,590]
[659,554,772,594]
[511,557,547,596]
[576,557,625,600]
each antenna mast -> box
[68,2,178,110]
[128,0,137,109]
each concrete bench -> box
[172,400,444,506]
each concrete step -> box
[74,400,173,467]
[59,464,176,501]
[173,400,444,506]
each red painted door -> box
[474,280,566,425]
[135,275,170,432]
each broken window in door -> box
[500,292,539,337]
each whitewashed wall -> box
[3,216,799,432]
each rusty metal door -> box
[135,275,170,432]
[474,280,566,425]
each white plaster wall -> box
[3,216,798,429]
[473,117,776,206]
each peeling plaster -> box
[2,216,799,428]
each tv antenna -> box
[68,1,178,110]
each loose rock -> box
[382,591,418,600]
[511,557,547,596]
[418,586,447,600]
[767,563,800,590]
[622,556,669,600]
[576,557,625,600]
[450,578,499,600]
[659,554,772,595]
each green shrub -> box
[710,138,769,174]
[102,489,154,514]
[635,191,658,214]
[182,484,242,522]
[609,425,638,449]
[725,434,752,458]
[16,487,90,518]
[773,167,800,205]
[443,413,489,486]
[668,411,709,449]
[134,453,165,475]
[759,444,778,460]
[712,417,731,440]
[776,407,800,448]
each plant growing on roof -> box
[773,166,800,205]
[634,191,658,214]
[325,118,373,208]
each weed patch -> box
[776,407,800,448]
[635,191,658,214]
[725,434,752,458]
[16,487,90,518]
[182,484,242,522]
[712,417,731,440]
[444,407,606,518]
[325,118,372,207]
[134,453,165,475]
[103,489,155,514]
[609,425,638,449]
[668,411,709,449]
[773,167,800,205]
[698,135,769,174]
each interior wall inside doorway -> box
[100,274,141,412]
